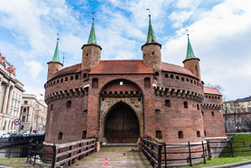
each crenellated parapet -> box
[45,86,89,104]
[201,103,222,110]
[153,85,204,102]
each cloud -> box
[25,60,44,80]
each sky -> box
[0,0,251,101]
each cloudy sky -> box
[0,0,251,101]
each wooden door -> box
[105,103,139,143]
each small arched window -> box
[82,131,86,139]
[181,77,184,81]
[51,104,53,110]
[165,100,171,107]
[170,74,174,78]
[57,80,59,83]
[75,75,79,80]
[165,74,168,78]
[197,131,200,137]
[65,77,68,81]
[197,104,200,110]
[83,73,87,78]
[58,132,63,140]
[155,72,159,76]
[92,78,98,88]
[178,131,183,139]
[155,109,161,113]
[22,116,25,122]
[66,101,71,108]
[184,101,188,108]
[186,78,189,82]
[156,130,162,139]
[144,77,150,88]
[176,76,180,80]
[2,62,6,68]
[70,76,73,80]
[152,51,155,55]
[211,111,214,116]
[190,80,193,83]
[204,131,206,137]
[61,78,63,83]
[201,111,204,116]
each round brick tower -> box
[142,14,162,72]
[81,17,102,71]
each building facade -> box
[20,94,47,133]
[44,16,226,145]
[0,53,25,133]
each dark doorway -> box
[105,102,139,143]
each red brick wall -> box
[142,44,162,71]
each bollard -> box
[188,141,192,166]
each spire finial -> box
[87,12,97,45]
[62,53,65,69]
[146,9,157,43]
[146,8,150,16]
[57,33,59,41]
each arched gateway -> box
[105,102,139,143]
[98,79,144,144]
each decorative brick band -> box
[201,103,222,110]
[153,85,204,102]
[45,87,88,104]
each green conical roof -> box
[146,15,157,43]
[87,18,97,45]
[185,34,198,61]
[51,39,60,62]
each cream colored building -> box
[0,53,25,133]
[235,96,251,113]
[20,94,47,133]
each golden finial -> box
[57,33,59,40]
[92,12,95,20]
[146,9,151,17]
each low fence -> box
[1,138,97,168]
[0,135,44,148]
[141,137,251,167]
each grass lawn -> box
[0,157,50,168]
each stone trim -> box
[154,86,204,102]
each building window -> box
[58,132,63,140]
[61,78,63,83]
[155,109,161,113]
[184,101,188,108]
[248,102,250,105]
[204,131,206,137]
[165,100,171,107]
[243,109,246,112]
[70,76,73,80]
[144,77,150,88]
[22,116,25,122]
[24,101,28,105]
[197,104,199,110]
[156,130,162,139]
[176,76,179,80]
[65,77,68,81]
[92,78,98,88]
[75,75,79,80]
[186,78,189,82]
[155,72,159,76]
[66,101,72,108]
[23,107,27,112]
[197,131,200,137]
[201,111,204,116]
[248,108,251,112]
[170,74,174,78]
[190,80,193,83]
[120,81,123,85]
[83,73,87,78]
[57,80,59,83]
[211,111,214,116]
[165,74,168,78]
[181,77,184,81]
[178,131,183,139]
[82,131,87,139]
[2,62,6,68]
[51,104,53,110]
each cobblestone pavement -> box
[69,146,152,168]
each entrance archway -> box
[105,102,139,143]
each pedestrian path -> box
[69,146,152,168]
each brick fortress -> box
[44,15,226,145]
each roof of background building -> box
[204,86,222,95]
[234,96,251,103]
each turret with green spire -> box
[47,37,63,81]
[81,14,102,70]
[142,13,162,71]
[183,34,201,79]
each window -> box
[83,73,87,78]
[186,78,189,82]
[120,81,123,85]
[61,78,63,83]
[2,62,6,68]
[165,100,171,107]
[155,72,159,76]
[181,77,184,81]
[248,102,250,105]
[51,104,53,110]
[197,104,199,110]
[249,108,251,112]
[92,78,98,88]
[237,109,240,113]
[211,111,214,116]
[82,131,87,139]
[58,132,63,140]
[152,51,155,55]
[204,131,206,137]
[243,109,246,112]
[236,103,239,107]
[144,77,150,88]
[170,74,174,78]
[155,109,161,113]
[190,80,193,83]
[24,101,28,105]
[22,116,25,122]
[66,101,72,108]
[57,80,59,83]
[75,75,79,80]
[165,74,168,78]
[201,111,204,116]
[23,107,27,112]
[184,101,188,108]
[176,76,179,80]
[156,130,162,139]
[65,77,68,81]
[178,131,183,139]
[197,131,200,137]
[70,76,73,80]
[86,53,88,56]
